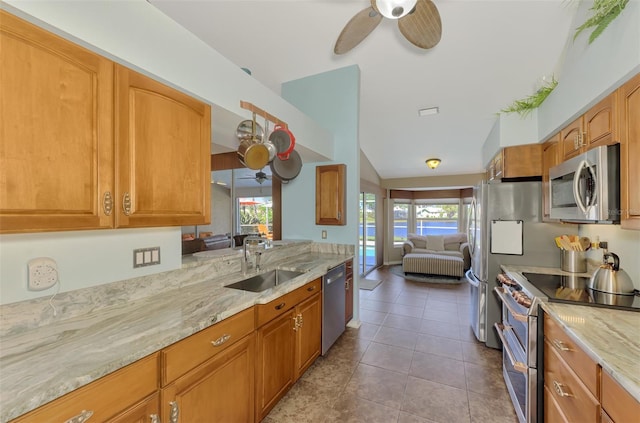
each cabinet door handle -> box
[103,191,113,216]
[275,302,286,310]
[211,334,231,347]
[122,192,132,216]
[552,339,571,352]
[293,315,299,331]
[553,380,572,397]
[297,314,303,329]
[64,410,93,423]
[169,401,179,423]
[150,414,160,423]
[345,280,350,290]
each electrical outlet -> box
[28,257,59,291]
[322,230,327,239]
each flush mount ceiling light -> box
[418,106,439,117]
[425,158,441,169]
[376,0,418,19]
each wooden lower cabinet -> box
[11,287,323,423]
[345,259,354,324]
[544,339,599,422]
[255,280,323,421]
[255,309,297,420]
[10,353,159,423]
[601,370,640,423]
[295,292,322,379]
[109,392,160,423]
[544,384,569,423]
[161,333,255,423]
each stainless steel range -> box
[493,273,543,423]
[494,270,640,423]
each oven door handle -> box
[494,323,528,374]
[494,287,528,323]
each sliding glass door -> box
[359,192,377,275]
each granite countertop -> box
[0,243,353,422]
[502,265,640,403]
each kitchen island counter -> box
[502,265,640,403]
[0,241,353,422]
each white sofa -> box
[401,233,470,277]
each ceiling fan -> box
[334,0,442,55]
[238,170,272,185]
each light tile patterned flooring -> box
[264,266,518,423]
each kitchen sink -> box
[225,269,306,292]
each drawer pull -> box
[65,410,93,423]
[552,339,571,352]
[211,334,231,347]
[553,380,572,397]
[307,286,315,292]
[169,401,179,423]
[275,302,286,310]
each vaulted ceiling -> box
[151,0,578,180]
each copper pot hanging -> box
[237,113,269,170]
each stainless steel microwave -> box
[549,144,620,223]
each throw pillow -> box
[426,235,445,251]
[408,234,427,249]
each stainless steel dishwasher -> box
[322,263,346,355]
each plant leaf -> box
[574,0,629,43]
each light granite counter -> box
[502,265,640,403]
[0,240,354,422]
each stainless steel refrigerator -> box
[466,181,564,349]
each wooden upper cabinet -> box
[487,144,542,181]
[560,93,618,162]
[584,93,617,150]
[560,117,584,161]
[0,11,212,233]
[502,144,542,178]
[316,164,346,225]
[618,72,640,230]
[542,135,561,221]
[115,66,211,228]
[0,11,114,233]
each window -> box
[392,201,410,246]
[237,196,273,238]
[414,202,459,236]
[393,199,463,246]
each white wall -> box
[579,225,640,290]
[538,0,640,139]
[0,228,181,304]
[482,111,539,167]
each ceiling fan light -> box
[425,158,441,169]
[376,0,417,19]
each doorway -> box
[359,192,377,275]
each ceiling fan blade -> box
[334,6,383,55]
[398,0,442,49]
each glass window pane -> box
[393,201,409,246]
[413,203,459,235]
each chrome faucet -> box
[242,235,268,274]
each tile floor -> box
[264,266,518,423]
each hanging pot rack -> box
[240,100,288,129]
